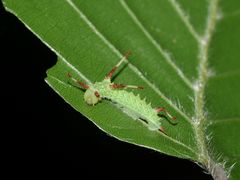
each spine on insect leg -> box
[99,89,162,131]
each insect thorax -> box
[84,79,111,105]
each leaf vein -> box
[209,118,240,125]
[168,0,202,41]
[119,0,194,90]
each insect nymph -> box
[68,52,176,134]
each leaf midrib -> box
[193,0,223,177]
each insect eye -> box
[94,91,100,98]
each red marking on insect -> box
[155,107,165,113]
[105,51,132,79]
[111,84,126,89]
[67,72,89,89]
[106,66,117,79]
[77,80,89,89]
[94,91,100,98]
[155,107,177,123]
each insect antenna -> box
[155,107,177,125]
[105,51,131,80]
[67,72,89,90]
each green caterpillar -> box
[68,52,176,134]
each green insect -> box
[68,52,176,134]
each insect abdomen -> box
[100,89,161,130]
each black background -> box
[1,1,212,179]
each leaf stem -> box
[194,0,227,179]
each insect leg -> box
[67,72,89,89]
[155,107,177,122]
[110,83,143,89]
[105,51,131,79]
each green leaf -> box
[4,0,240,179]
